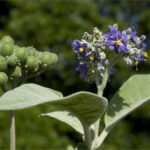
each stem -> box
[84,125,92,149]
[97,68,109,97]
[10,110,16,150]
[97,54,121,97]
[96,128,110,149]
[94,55,121,149]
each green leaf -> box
[0,84,63,110]
[41,111,84,134]
[0,83,108,130]
[105,75,150,130]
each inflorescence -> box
[72,24,148,83]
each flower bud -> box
[10,66,22,78]
[0,56,7,71]
[7,55,18,66]
[0,43,13,56]
[15,47,28,62]
[83,32,93,41]
[1,36,14,45]
[25,56,39,71]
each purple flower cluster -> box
[72,40,102,80]
[105,25,148,65]
[72,25,148,82]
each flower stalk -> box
[9,110,16,150]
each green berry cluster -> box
[0,36,57,85]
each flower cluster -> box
[72,24,147,82]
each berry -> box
[41,52,57,67]
[0,43,13,56]
[50,53,58,64]
[0,56,7,71]
[7,55,18,66]
[27,47,36,56]
[10,66,22,78]
[0,72,8,85]
[34,51,42,59]
[26,56,39,71]
[1,36,14,45]
[15,47,28,62]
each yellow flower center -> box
[116,39,122,45]
[135,60,139,65]
[89,55,94,61]
[144,52,148,57]
[79,47,84,52]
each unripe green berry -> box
[0,56,7,71]
[50,53,58,64]
[0,43,13,56]
[0,72,8,85]
[26,56,39,71]
[7,55,18,66]
[14,45,19,50]
[40,52,57,67]
[34,51,42,59]
[27,47,36,56]
[15,47,28,62]
[1,36,14,45]
[10,66,22,78]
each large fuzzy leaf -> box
[105,75,150,130]
[41,111,84,134]
[0,84,63,110]
[0,84,108,132]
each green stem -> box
[10,110,16,150]
[97,54,121,97]
[95,128,110,149]
[93,55,121,149]
[97,68,109,97]
[83,124,92,149]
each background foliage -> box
[0,0,150,149]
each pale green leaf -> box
[0,84,108,127]
[105,75,150,130]
[0,84,63,110]
[41,111,84,134]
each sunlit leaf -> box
[105,75,150,130]
[0,84,108,133]
[41,111,84,134]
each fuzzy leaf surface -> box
[105,75,150,130]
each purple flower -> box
[109,67,115,76]
[134,52,147,66]
[86,51,100,62]
[72,40,87,57]
[142,42,147,52]
[76,62,88,79]
[104,59,109,65]
[130,30,137,43]
[104,25,128,55]
[130,30,147,50]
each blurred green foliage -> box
[0,0,150,149]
